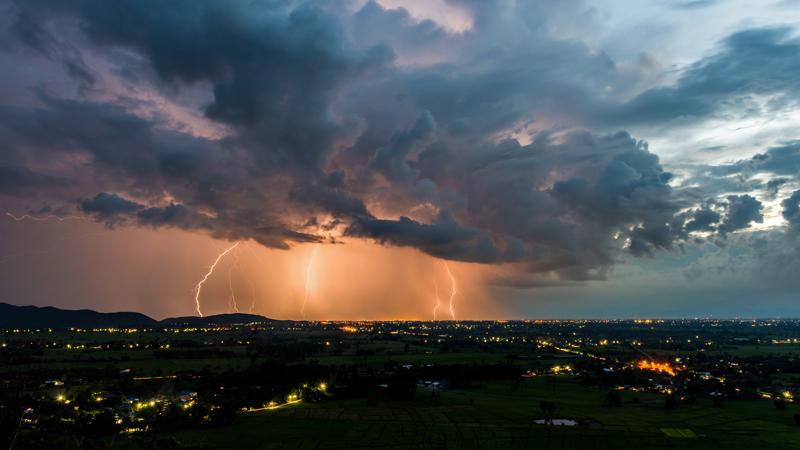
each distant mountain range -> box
[160,313,274,327]
[0,302,276,329]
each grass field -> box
[0,346,262,374]
[114,378,800,450]
[1,341,554,374]
[709,344,800,357]
[313,351,530,367]
[6,328,799,449]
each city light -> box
[636,360,679,376]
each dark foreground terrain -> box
[2,316,799,449]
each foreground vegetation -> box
[109,378,798,450]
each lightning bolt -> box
[246,274,257,313]
[432,280,441,321]
[193,242,240,317]
[6,212,82,222]
[301,244,320,318]
[242,243,259,313]
[444,262,457,320]
[247,278,256,313]
[227,248,240,313]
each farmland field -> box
[112,378,800,450]
[4,320,800,449]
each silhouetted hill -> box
[159,313,275,327]
[0,303,278,329]
[0,302,158,329]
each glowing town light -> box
[444,262,457,320]
[550,365,573,374]
[301,244,320,318]
[432,279,442,321]
[636,360,679,376]
[193,242,240,317]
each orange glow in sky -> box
[432,279,441,321]
[0,218,501,320]
[301,244,321,318]
[444,262,457,320]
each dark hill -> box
[159,313,275,327]
[0,302,158,329]
[0,303,277,329]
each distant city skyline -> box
[1,0,799,319]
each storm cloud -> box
[1,0,799,291]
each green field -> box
[313,351,531,367]
[709,344,800,357]
[0,346,262,375]
[113,378,800,450]
[6,326,799,449]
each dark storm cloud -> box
[718,195,763,234]
[0,95,325,245]
[604,27,800,126]
[413,130,687,276]
[1,0,798,288]
[685,207,721,232]
[136,204,207,230]
[287,180,371,224]
[2,4,97,89]
[546,133,681,258]
[0,164,66,197]
[678,141,800,212]
[368,111,436,186]
[672,195,764,237]
[11,0,392,171]
[766,178,789,198]
[351,1,451,58]
[346,213,523,263]
[80,192,143,221]
[782,190,800,227]
[744,142,800,176]
[0,95,226,200]
[334,128,686,272]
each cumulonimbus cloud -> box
[1,0,798,288]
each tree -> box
[85,410,117,435]
[605,390,622,407]
[539,401,556,424]
[664,394,679,410]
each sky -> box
[1,0,799,319]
